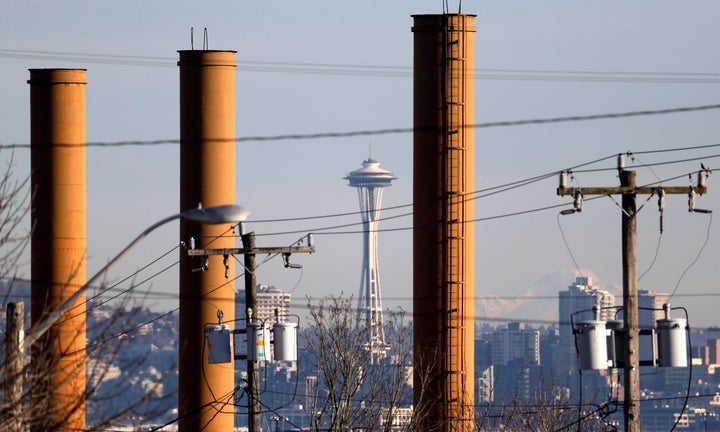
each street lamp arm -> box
[24,213,184,348]
[24,204,249,349]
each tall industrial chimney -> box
[412,14,476,432]
[177,50,237,432]
[28,68,88,431]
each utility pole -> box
[4,302,23,432]
[620,169,640,432]
[557,154,709,432]
[242,231,261,432]
[188,232,314,432]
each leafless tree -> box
[303,296,428,431]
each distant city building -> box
[557,276,615,376]
[490,322,540,367]
[476,365,494,403]
[236,284,291,324]
[708,339,720,364]
[693,345,711,365]
[305,375,318,414]
[539,327,560,375]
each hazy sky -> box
[2,1,720,327]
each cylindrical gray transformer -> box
[656,318,687,368]
[578,320,608,370]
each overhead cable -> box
[3,104,720,149]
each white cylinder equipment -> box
[247,322,272,362]
[577,320,608,370]
[656,318,687,368]
[273,322,298,362]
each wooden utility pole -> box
[4,302,23,432]
[557,155,709,432]
[242,231,261,432]
[189,232,315,432]
[620,169,640,432]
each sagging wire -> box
[557,170,585,278]
[638,188,665,284]
[556,213,585,279]
[668,206,713,302]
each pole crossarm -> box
[558,185,707,196]
[187,246,315,256]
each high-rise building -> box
[708,339,720,365]
[345,157,396,363]
[490,322,540,367]
[476,365,494,403]
[236,284,291,324]
[557,277,615,377]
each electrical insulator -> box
[688,188,695,212]
[573,190,583,212]
[658,188,666,234]
[699,171,706,189]
[223,254,229,279]
[559,172,567,189]
[659,214,665,234]
[617,154,624,172]
[688,186,713,214]
[192,255,209,273]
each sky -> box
[2,1,720,327]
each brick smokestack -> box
[28,68,88,431]
[177,50,237,432]
[412,14,476,432]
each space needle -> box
[345,156,397,364]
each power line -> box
[4,48,720,83]
[248,147,719,225]
[3,103,720,150]
[13,155,719,345]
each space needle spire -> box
[345,156,396,364]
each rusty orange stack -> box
[177,50,237,432]
[412,14,476,431]
[29,68,88,431]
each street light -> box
[24,204,250,348]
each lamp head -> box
[182,204,250,224]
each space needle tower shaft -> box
[345,157,396,364]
